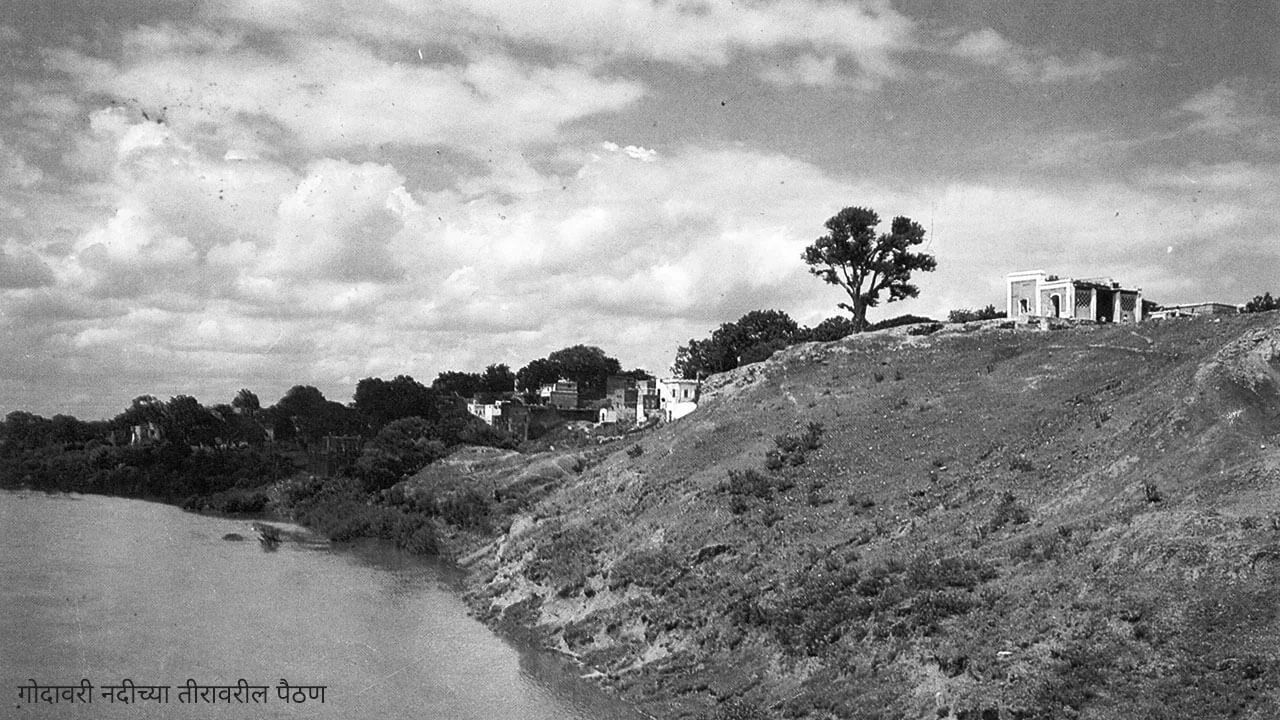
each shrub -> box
[700,700,769,720]
[626,444,644,458]
[767,422,823,468]
[948,305,1005,323]
[907,322,943,336]
[609,546,681,591]
[768,551,998,656]
[724,468,776,499]
[436,487,492,531]
[525,523,600,593]
[1008,455,1036,472]
[987,491,1032,531]
[1143,482,1163,503]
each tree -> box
[516,358,563,395]
[272,385,362,444]
[1244,292,1278,313]
[353,375,435,433]
[804,316,857,342]
[546,345,621,401]
[162,395,222,448]
[432,371,483,398]
[479,364,516,394]
[672,309,800,379]
[354,417,449,491]
[115,395,167,429]
[802,206,937,332]
[231,389,261,414]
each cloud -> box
[949,28,1127,83]
[210,0,917,77]
[1178,80,1277,138]
[261,159,410,284]
[759,54,855,88]
[0,241,55,289]
[48,31,645,157]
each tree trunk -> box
[852,297,868,332]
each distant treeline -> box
[0,374,521,504]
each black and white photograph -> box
[3,1,1279,718]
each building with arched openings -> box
[1007,270,1144,324]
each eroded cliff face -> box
[431,314,1280,720]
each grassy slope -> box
[452,314,1280,720]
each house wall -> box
[548,391,578,410]
[1038,281,1073,319]
[1009,278,1039,317]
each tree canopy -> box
[1244,292,1278,313]
[516,345,622,401]
[673,309,800,379]
[270,385,363,443]
[802,206,937,332]
[432,371,483,398]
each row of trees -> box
[671,309,939,379]
[1244,292,1278,313]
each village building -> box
[129,422,162,445]
[600,375,662,424]
[465,400,503,426]
[1007,270,1144,324]
[1148,302,1240,320]
[538,380,580,410]
[657,378,700,422]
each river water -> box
[0,491,643,719]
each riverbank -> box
[11,313,1280,719]
[423,314,1280,720]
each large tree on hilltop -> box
[802,206,937,332]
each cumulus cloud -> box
[3,0,1276,421]
[262,159,410,284]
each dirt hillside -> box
[448,313,1280,719]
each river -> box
[0,490,644,719]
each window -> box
[1019,298,1030,314]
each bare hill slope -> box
[460,313,1280,720]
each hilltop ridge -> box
[423,313,1280,719]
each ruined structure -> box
[1148,302,1240,319]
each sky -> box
[1,1,1278,420]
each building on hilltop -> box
[1148,302,1241,320]
[1007,270,1144,324]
